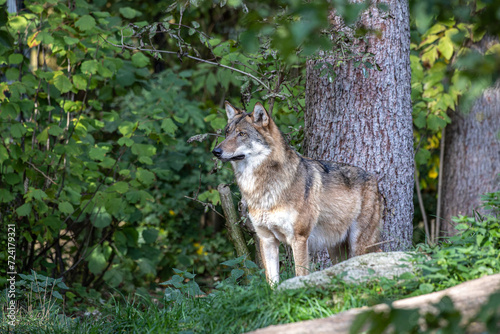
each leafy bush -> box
[0,0,234,295]
[416,191,500,291]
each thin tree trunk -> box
[217,184,250,259]
[304,0,413,265]
[441,81,500,236]
[434,126,446,243]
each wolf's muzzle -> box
[212,147,223,158]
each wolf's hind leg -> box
[353,189,383,256]
[291,235,310,277]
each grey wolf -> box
[212,101,384,285]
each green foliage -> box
[0,0,234,296]
[416,191,500,290]
[0,270,71,332]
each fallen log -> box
[249,273,500,334]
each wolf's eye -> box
[238,132,246,137]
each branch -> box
[184,195,225,219]
[27,161,58,185]
[100,36,271,90]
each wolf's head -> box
[212,101,274,164]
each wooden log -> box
[249,273,500,334]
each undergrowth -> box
[2,191,499,333]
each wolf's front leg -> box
[259,235,280,285]
[292,235,310,276]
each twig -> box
[184,195,225,219]
[364,239,395,250]
[100,36,270,90]
[27,162,58,185]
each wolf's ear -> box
[225,101,241,120]
[252,102,269,127]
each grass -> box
[1,268,422,334]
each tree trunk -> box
[304,0,414,264]
[441,82,500,236]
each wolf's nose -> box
[212,147,223,157]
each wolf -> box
[212,101,384,285]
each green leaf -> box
[54,73,73,93]
[427,114,447,131]
[40,215,64,235]
[75,15,96,31]
[52,291,63,300]
[161,118,178,135]
[230,268,245,280]
[419,283,434,294]
[118,121,137,136]
[88,247,107,274]
[73,74,87,90]
[58,201,74,214]
[438,36,454,60]
[48,125,64,136]
[244,260,259,269]
[136,168,155,186]
[109,181,129,194]
[413,110,427,129]
[81,60,98,75]
[4,173,21,185]
[26,188,48,201]
[8,53,23,65]
[131,52,149,68]
[119,7,141,19]
[103,268,123,287]
[198,189,221,205]
[11,123,27,138]
[93,210,111,228]
[142,228,158,244]
[422,45,438,66]
[138,258,156,275]
[0,189,15,203]
[415,148,431,165]
[131,143,156,157]
[0,146,8,163]
[117,137,134,147]
[16,203,32,216]
[8,16,28,31]
[63,36,80,45]
[221,256,245,267]
[89,147,107,161]
[36,128,49,142]
[0,102,18,120]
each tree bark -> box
[441,80,500,236]
[304,0,414,261]
[249,273,500,334]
